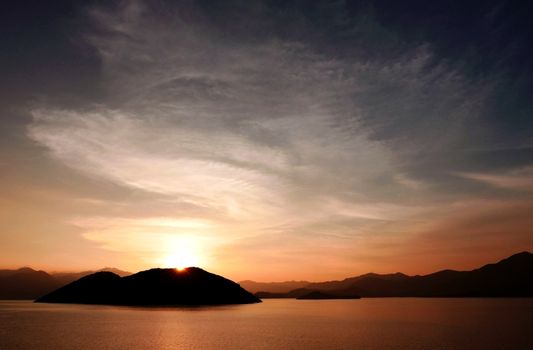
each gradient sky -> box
[1,0,532,281]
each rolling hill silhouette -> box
[52,268,131,286]
[253,251,533,298]
[238,280,310,294]
[0,267,130,300]
[0,268,60,299]
[36,267,261,306]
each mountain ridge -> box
[0,267,130,300]
[2,252,532,300]
[249,251,533,298]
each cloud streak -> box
[20,1,533,278]
[457,167,533,191]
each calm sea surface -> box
[0,298,532,350]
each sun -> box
[161,249,201,270]
[158,235,206,270]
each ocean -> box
[0,298,531,349]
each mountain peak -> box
[17,267,36,273]
[505,251,532,260]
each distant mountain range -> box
[238,280,311,294]
[37,267,260,306]
[245,252,533,298]
[2,252,532,300]
[0,267,130,299]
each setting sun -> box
[162,251,199,270]
[160,237,204,270]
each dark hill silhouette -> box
[0,267,131,300]
[307,272,409,292]
[256,252,533,298]
[238,280,310,294]
[0,268,61,299]
[256,288,313,299]
[36,267,261,306]
[242,273,409,294]
[52,267,131,286]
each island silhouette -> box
[36,267,260,306]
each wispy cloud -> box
[456,167,533,191]
[22,1,532,278]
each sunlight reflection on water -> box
[0,298,532,350]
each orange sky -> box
[1,1,532,282]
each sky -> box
[1,0,532,281]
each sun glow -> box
[162,251,199,270]
[160,237,204,270]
